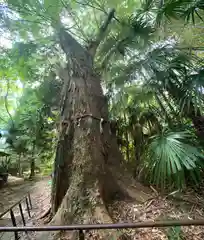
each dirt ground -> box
[1,177,204,239]
[0,176,51,240]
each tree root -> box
[37,185,138,240]
[38,207,51,220]
[56,205,127,240]
[119,180,153,203]
[43,214,52,224]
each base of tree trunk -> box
[38,175,152,240]
[43,112,152,239]
[38,208,51,220]
[40,62,153,239]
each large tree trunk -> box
[52,63,129,211]
[49,68,150,239]
[42,16,152,240]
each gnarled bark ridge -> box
[44,10,152,240]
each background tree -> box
[0,0,203,239]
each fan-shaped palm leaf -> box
[146,130,204,189]
[156,0,204,25]
[98,10,155,69]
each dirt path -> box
[0,181,34,216]
[0,177,51,240]
[1,177,204,239]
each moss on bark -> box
[43,65,152,240]
[43,19,153,239]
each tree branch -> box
[178,46,204,51]
[4,79,14,128]
[60,0,90,42]
[56,8,115,66]
[87,8,115,57]
[57,25,92,67]
[0,116,6,124]
[73,0,106,13]
[60,0,115,57]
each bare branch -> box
[178,46,204,51]
[57,25,92,67]
[87,8,115,57]
[60,0,89,42]
[73,0,106,13]
[0,116,6,124]
[4,79,14,128]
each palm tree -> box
[107,16,204,186]
[0,0,203,237]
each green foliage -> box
[3,82,57,176]
[146,131,204,189]
[156,0,204,24]
[0,157,10,173]
[0,0,203,190]
[167,226,183,240]
[40,160,53,176]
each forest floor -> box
[0,176,51,240]
[108,191,204,240]
[1,177,204,239]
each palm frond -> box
[146,130,204,189]
[98,11,155,68]
[111,38,204,121]
[156,0,204,25]
[110,39,187,86]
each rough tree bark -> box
[18,154,22,177]
[132,123,144,178]
[29,142,35,179]
[29,157,35,178]
[45,10,152,240]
